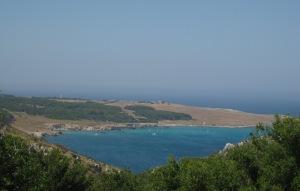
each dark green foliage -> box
[0,135,89,191]
[271,115,300,164]
[198,156,247,190]
[226,143,259,183]
[292,175,300,191]
[227,139,297,190]
[0,134,46,190]
[0,108,14,128]
[226,116,300,190]
[44,150,89,191]
[179,158,212,191]
[146,156,248,191]
[125,105,192,122]
[0,95,135,123]
[146,156,180,191]
[89,170,138,191]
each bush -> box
[147,156,180,191]
[271,115,300,164]
[0,108,14,128]
[292,175,300,191]
[89,170,138,191]
[0,135,89,191]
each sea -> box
[45,126,254,173]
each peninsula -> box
[0,94,273,137]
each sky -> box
[0,1,299,113]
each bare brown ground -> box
[107,101,274,127]
[12,112,126,134]
[12,112,54,134]
[152,103,273,126]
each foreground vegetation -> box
[0,108,14,129]
[1,109,299,190]
[0,94,191,123]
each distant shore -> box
[32,122,257,138]
[10,99,273,138]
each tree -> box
[89,170,138,191]
[148,156,180,191]
[0,109,14,129]
[271,116,300,164]
[0,135,89,191]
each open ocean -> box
[46,126,254,173]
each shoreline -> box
[39,122,257,138]
[11,98,273,138]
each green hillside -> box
[0,95,192,123]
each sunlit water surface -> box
[45,126,254,173]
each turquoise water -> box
[45,126,254,173]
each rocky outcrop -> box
[219,141,247,154]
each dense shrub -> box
[0,108,14,128]
[146,156,180,191]
[0,135,89,191]
[89,170,138,191]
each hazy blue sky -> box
[0,1,299,108]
